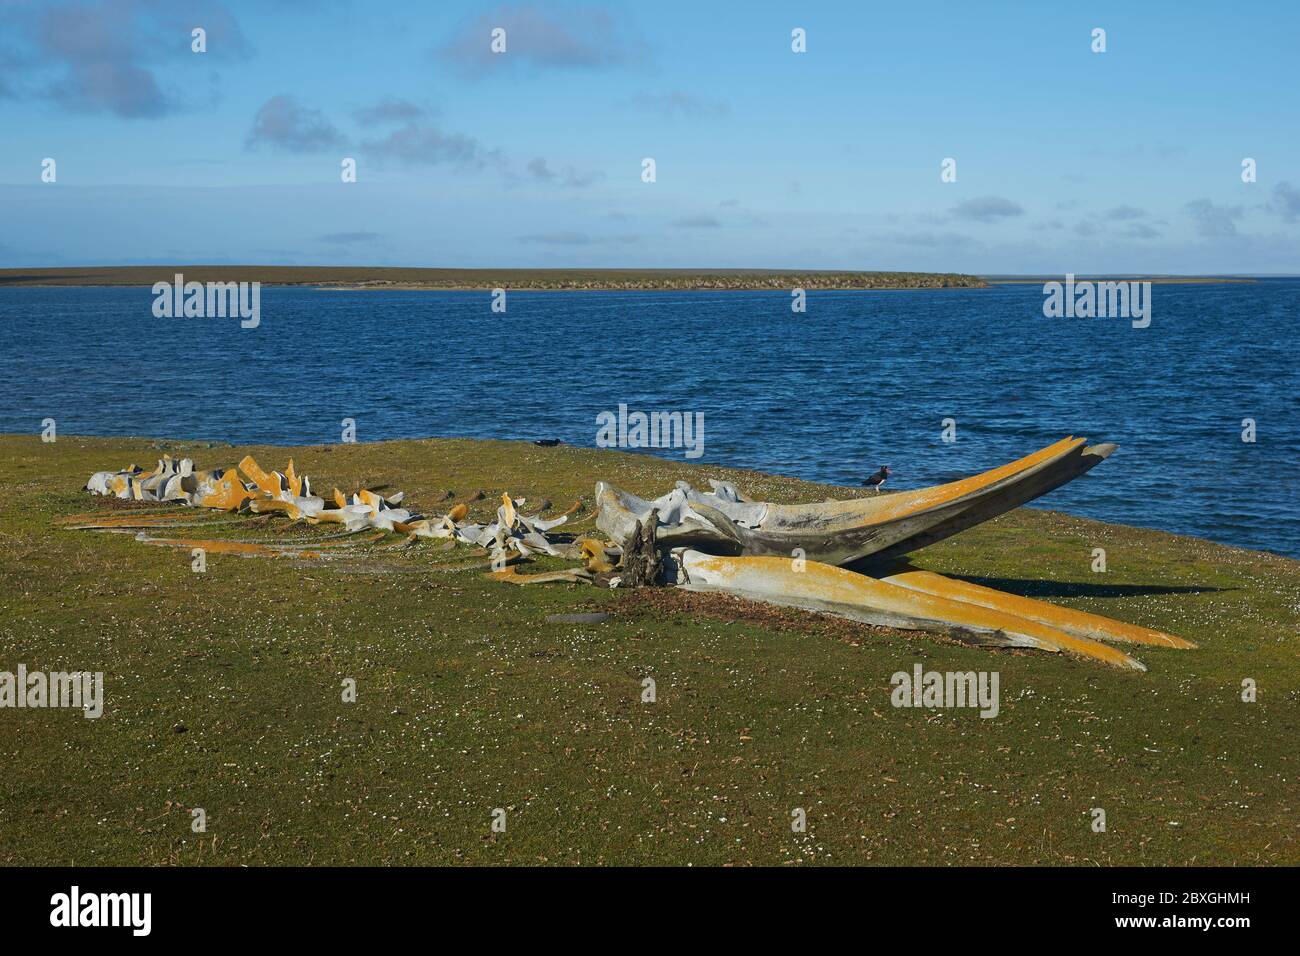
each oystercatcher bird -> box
[862,465,891,492]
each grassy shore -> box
[0,266,986,291]
[0,434,1295,866]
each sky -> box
[1,0,1297,274]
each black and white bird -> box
[862,465,892,492]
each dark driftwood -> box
[621,510,663,587]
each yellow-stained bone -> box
[858,437,1084,524]
[237,455,281,497]
[680,552,1146,670]
[333,488,348,508]
[63,514,210,529]
[447,502,470,522]
[135,536,324,558]
[290,530,384,548]
[311,508,354,526]
[882,570,1196,649]
[500,493,517,528]
[285,459,302,497]
[194,474,251,511]
[249,498,303,518]
[487,567,591,585]
[137,531,382,555]
[64,513,264,531]
[577,537,617,573]
[596,438,1104,571]
[305,530,384,547]
[553,500,583,519]
[751,436,1086,533]
[58,508,179,524]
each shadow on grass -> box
[846,557,1231,599]
[952,576,1229,599]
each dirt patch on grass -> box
[613,585,919,647]
[76,497,174,512]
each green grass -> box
[0,434,1295,865]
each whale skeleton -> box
[596,436,1115,565]
[77,455,579,564]
[75,438,1195,668]
[672,551,1150,670]
[597,437,1195,669]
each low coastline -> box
[0,266,988,291]
[0,266,1270,291]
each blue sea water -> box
[1,281,1297,557]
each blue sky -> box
[1,0,1297,273]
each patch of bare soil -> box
[612,585,923,648]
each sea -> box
[2,279,1296,557]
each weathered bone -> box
[598,437,1116,565]
[487,567,593,585]
[192,471,252,510]
[880,569,1197,649]
[673,549,1146,670]
[76,441,1191,672]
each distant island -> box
[0,266,987,291]
[984,275,1257,285]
